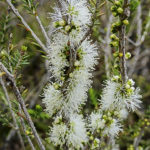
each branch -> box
[35,15,51,46]
[0,77,25,150]
[104,14,113,77]
[0,62,45,150]
[133,128,144,150]
[119,0,129,83]
[6,0,48,53]
[19,104,36,150]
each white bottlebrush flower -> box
[90,112,105,131]
[48,32,69,80]
[119,108,129,119]
[60,39,98,116]
[50,121,68,147]
[100,80,119,110]
[67,114,88,149]
[100,80,142,112]
[42,84,63,117]
[123,88,142,111]
[104,119,122,138]
[51,0,91,27]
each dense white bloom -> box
[60,39,98,115]
[104,119,122,138]
[123,88,142,111]
[48,33,69,79]
[51,0,91,27]
[42,84,63,117]
[119,108,129,119]
[50,121,68,147]
[100,80,142,111]
[100,80,119,110]
[90,112,105,131]
[67,114,88,149]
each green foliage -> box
[0,43,30,76]
[28,105,50,120]
[0,14,11,48]
[22,0,39,15]
[89,88,99,108]
[130,0,140,11]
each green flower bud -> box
[90,136,94,140]
[117,7,123,14]
[110,34,118,40]
[115,0,121,6]
[21,45,27,51]
[125,52,131,59]
[60,77,65,81]
[113,52,119,57]
[112,12,117,17]
[53,83,60,90]
[119,53,123,57]
[110,41,119,47]
[111,6,116,11]
[65,25,71,32]
[74,61,80,67]
[36,105,42,111]
[0,50,7,57]
[59,20,66,26]
[53,21,59,28]
[123,19,129,25]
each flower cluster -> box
[88,77,142,149]
[43,0,98,149]
[87,0,142,149]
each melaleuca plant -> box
[88,0,142,149]
[42,0,142,150]
[42,0,98,149]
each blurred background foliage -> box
[0,0,150,149]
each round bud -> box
[117,7,123,14]
[125,52,131,59]
[111,6,116,11]
[113,52,119,57]
[115,0,121,6]
[110,34,116,39]
[21,45,27,51]
[125,84,130,89]
[59,20,66,26]
[0,50,7,57]
[119,53,123,57]
[112,12,117,17]
[74,61,80,67]
[53,83,59,90]
[53,21,59,28]
[65,25,71,32]
[111,41,119,47]
[123,19,129,25]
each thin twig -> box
[104,14,113,77]
[0,62,45,150]
[19,104,36,150]
[6,0,48,53]
[35,15,51,46]
[133,128,144,150]
[0,77,25,150]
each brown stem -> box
[119,0,130,83]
